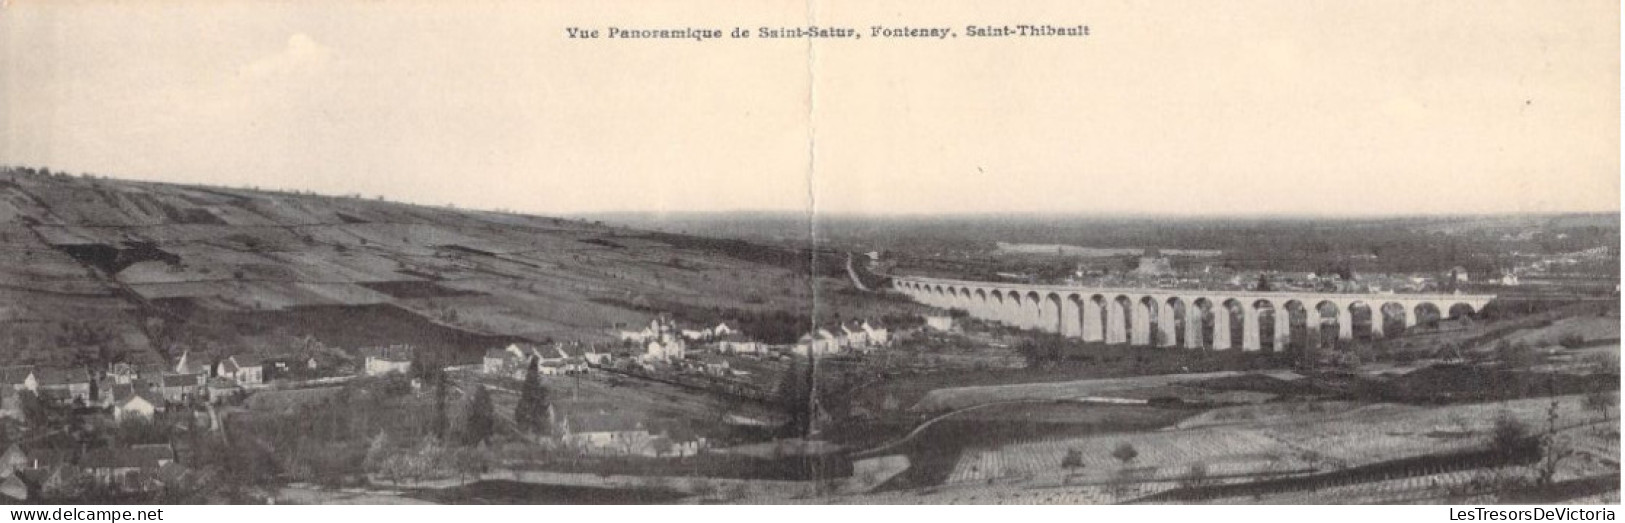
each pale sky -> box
[2,0,1618,216]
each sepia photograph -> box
[0,0,1619,513]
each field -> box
[936,395,1611,492]
[911,371,1250,412]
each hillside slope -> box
[0,167,843,367]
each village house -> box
[107,363,138,385]
[0,389,22,423]
[712,333,765,355]
[0,366,36,393]
[133,363,168,389]
[34,368,91,405]
[358,345,415,376]
[792,328,843,357]
[644,336,687,363]
[698,355,731,377]
[483,344,533,377]
[214,355,265,386]
[261,352,322,381]
[0,473,26,501]
[207,377,242,404]
[81,444,173,490]
[618,315,678,343]
[0,445,70,500]
[709,323,736,338]
[554,408,707,458]
[558,411,650,455]
[924,313,955,332]
[0,444,30,475]
[36,464,88,500]
[87,375,115,408]
[861,320,890,347]
[111,384,163,422]
[159,373,205,403]
[839,321,870,349]
[580,347,610,366]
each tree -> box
[463,385,495,446]
[1584,390,1616,424]
[514,359,550,435]
[1179,463,1213,489]
[1533,396,1576,487]
[1489,410,1532,460]
[431,373,449,439]
[774,357,812,438]
[363,431,392,475]
[1060,448,1084,469]
[1111,442,1139,466]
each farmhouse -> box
[81,444,173,489]
[924,314,955,331]
[689,355,729,377]
[215,355,265,386]
[713,333,765,354]
[558,411,649,454]
[107,362,139,385]
[0,366,37,392]
[0,444,30,475]
[483,344,532,376]
[555,410,707,458]
[160,373,206,403]
[710,323,736,337]
[618,315,681,343]
[0,474,25,501]
[34,368,91,404]
[358,345,415,376]
[0,389,22,422]
[792,329,842,356]
[112,384,163,422]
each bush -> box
[1490,411,1532,458]
[1061,448,1083,469]
[1111,442,1139,465]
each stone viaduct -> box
[893,276,1496,351]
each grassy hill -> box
[0,167,879,368]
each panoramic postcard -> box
[0,0,1619,508]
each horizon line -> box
[4,166,1618,222]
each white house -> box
[0,366,37,392]
[112,385,162,422]
[793,329,843,357]
[714,333,765,355]
[924,314,955,332]
[861,321,890,347]
[618,316,682,344]
[483,344,531,376]
[644,337,687,362]
[215,355,265,386]
[359,345,415,376]
[839,322,869,349]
